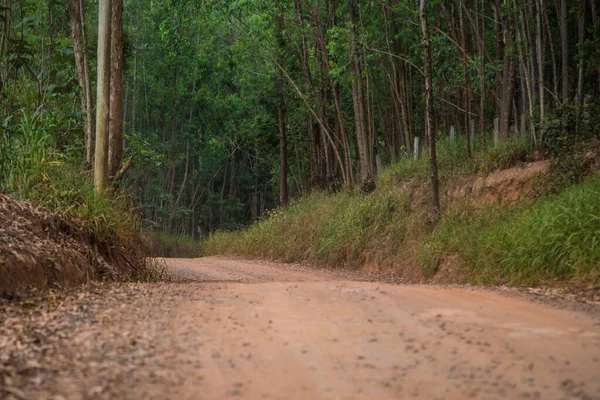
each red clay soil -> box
[445,160,550,208]
[1,257,598,400]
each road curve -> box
[8,257,600,400]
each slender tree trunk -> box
[479,0,486,145]
[459,0,472,157]
[94,0,111,194]
[591,0,600,94]
[310,4,351,186]
[171,142,190,231]
[515,9,536,140]
[68,0,94,168]
[0,1,9,84]
[277,103,288,206]
[109,0,124,177]
[560,0,569,103]
[575,0,586,107]
[420,0,440,218]
[499,16,516,138]
[535,0,545,123]
[348,0,374,191]
[543,1,559,107]
[275,0,288,207]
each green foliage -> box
[542,102,600,155]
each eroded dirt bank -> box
[1,257,599,400]
[0,194,143,295]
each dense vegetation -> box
[0,0,598,285]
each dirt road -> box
[2,257,600,400]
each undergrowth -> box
[1,108,139,246]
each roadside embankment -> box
[204,138,600,290]
[0,193,156,295]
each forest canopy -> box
[1,0,599,237]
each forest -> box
[3,2,600,396]
[0,0,599,240]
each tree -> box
[68,0,94,168]
[420,0,440,218]
[560,0,569,103]
[275,0,288,207]
[95,0,112,194]
[348,0,375,192]
[109,0,125,178]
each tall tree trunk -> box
[515,8,536,140]
[348,0,374,191]
[543,1,559,107]
[420,0,440,218]
[479,0,486,145]
[310,4,351,186]
[68,0,94,168]
[459,0,472,157]
[590,0,600,94]
[109,0,124,177]
[560,0,569,103]
[171,142,190,231]
[499,16,516,138]
[575,0,586,107]
[592,0,600,94]
[277,103,288,206]
[535,0,545,123]
[275,0,288,207]
[94,0,111,194]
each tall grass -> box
[206,135,530,268]
[421,176,600,285]
[205,188,419,268]
[1,108,53,191]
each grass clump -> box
[421,175,600,285]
